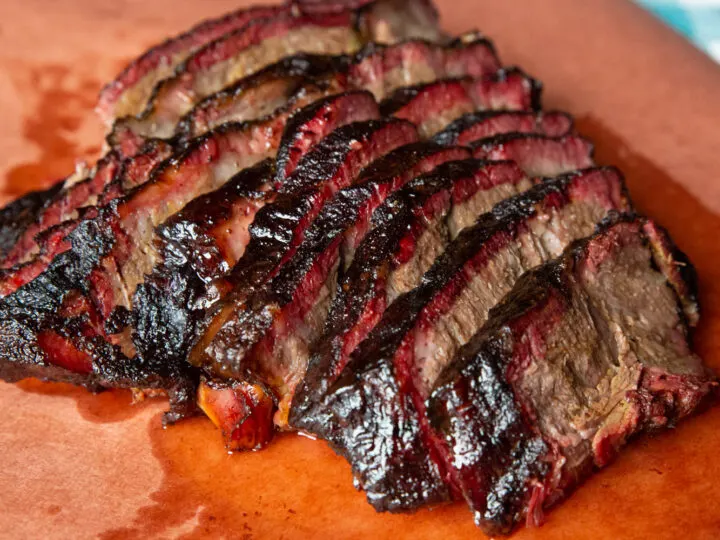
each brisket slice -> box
[0,183,64,259]
[1,153,122,269]
[427,216,714,535]
[380,69,541,137]
[112,0,439,148]
[472,133,594,177]
[179,35,500,143]
[131,91,379,378]
[290,159,532,426]
[0,142,173,297]
[189,119,419,367]
[300,168,630,512]
[433,110,573,146]
[96,5,289,123]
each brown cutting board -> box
[1,1,720,538]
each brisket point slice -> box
[433,110,573,147]
[428,215,715,535]
[300,168,630,512]
[472,133,594,178]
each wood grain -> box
[0,1,719,538]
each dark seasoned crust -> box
[189,119,419,377]
[0,183,63,259]
[433,110,573,146]
[472,133,595,177]
[428,215,714,535]
[300,168,630,513]
[199,143,470,430]
[96,4,288,123]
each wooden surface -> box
[1,1,720,538]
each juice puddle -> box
[3,64,102,199]
[17,116,720,539]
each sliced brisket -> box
[380,69,541,137]
[110,0,440,148]
[427,216,714,535]
[298,168,630,512]
[433,110,573,146]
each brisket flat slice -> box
[427,216,714,535]
[472,133,594,177]
[0,183,64,259]
[299,168,630,512]
[110,0,440,148]
[291,127,593,427]
[379,70,540,137]
[189,118,419,369]
[180,36,499,144]
[433,110,573,146]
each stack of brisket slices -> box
[0,0,715,534]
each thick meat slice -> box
[131,91,379,380]
[96,5,288,123]
[290,159,531,427]
[428,216,714,535]
[473,133,594,177]
[178,36,501,142]
[433,110,573,146]
[0,142,173,297]
[111,0,440,148]
[300,168,630,512]
[0,92,380,421]
[380,69,540,137]
[189,119,419,374]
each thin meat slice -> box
[428,216,714,535]
[433,110,573,146]
[472,133,594,177]
[380,69,541,137]
[300,168,630,512]
[111,0,441,149]
[178,36,501,142]
[290,159,532,428]
[96,5,288,123]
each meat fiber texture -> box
[427,216,715,535]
